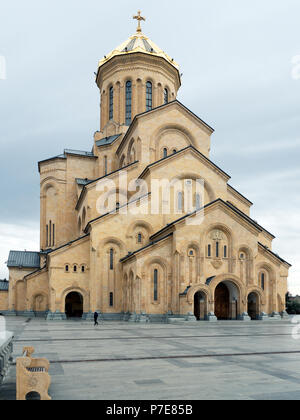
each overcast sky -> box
[0,0,299,293]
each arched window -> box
[146,81,152,111]
[110,249,114,270]
[125,81,132,125]
[172,149,177,154]
[216,242,219,258]
[261,272,265,290]
[138,233,142,243]
[81,265,85,273]
[154,269,158,301]
[163,148,168,158]
[164,88,169,104]
[73,265,77,273]
[65,265,69,272]
[109,86,113,120]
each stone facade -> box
[1,19,291,321]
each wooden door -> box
[215,283,229,320]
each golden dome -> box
[98,12,179,70]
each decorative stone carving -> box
[211,259,223,269]
[210,230,224,241]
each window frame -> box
[146,81,153,111]
[125,81,132,126]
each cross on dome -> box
[133,10,146,33]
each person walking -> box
[94,311,99,326]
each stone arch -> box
[205,223,234,271]
[145,256,170,309]
[209,274,246,318]
[170,172,216,205]
[127,138,136,164]
[32,293,48,313]
[61,286,89,314]
[186,241,201,285]
[247,290,261,320]
[151,124,197,160]
[238,245,254,283]
[126,220,154,247]
[256,262,276,313]
[187,284,211,305]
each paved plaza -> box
[1,316,300,400]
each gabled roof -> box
[84,193,150,233]
[0,280,9,291]
[138,145,231,181]
[7,251,40,268]
[46,234,90,255]
[120,233,173,263]
[258,242,292,267]
[95,134,122,147]
[75,161,139,211]
[38,149,97,172]
[150,198,275,241]
[117,100,214,156]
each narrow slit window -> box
[163,148,168,158]
[110,249,114,270]
[261,273,265,290]
[125,81,132,125]
[46,225,48,247]
[154,269,158,301]
[49,221,52,247]
[146,81,152,111]
[109,292,114,307]
[164,88,169,104]
[138,233,142,243]
[224,245,227,258]
[52,223,55,247]
[109,87,113,120]
[216,242,219,258]
[208,244,211,257]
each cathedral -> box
[0,13,291,322]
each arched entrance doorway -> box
[194,291,207,320]
[65,292,83,318]
[214,281,239,320]
[248,292,259,320]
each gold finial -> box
[133,10,146,33]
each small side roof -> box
[7,251,40,268]
[0,280,9,291]
[95,134,122,147]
